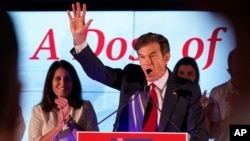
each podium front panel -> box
[77,131,188,141]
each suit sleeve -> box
[70,45,124,90]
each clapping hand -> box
[200,90,213,116]
[56,110,65,129]
[55,98,70,122]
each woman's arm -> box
[28,106,64,141]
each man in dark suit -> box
[67,2,208,141]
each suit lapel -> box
[158,72,179,131]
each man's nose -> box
[144,56,152,64]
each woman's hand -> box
[200,90,213,116]
[55,98,70,121]
[55,110,65,130]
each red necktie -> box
[143,83,158,132]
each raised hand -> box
[200,90,207,104]
[67,2,93,45]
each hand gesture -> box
[200,90,213,116]
[55,110,65,130]
[67,2,93,45]
[200,90,207,104]
[55,97,70,120]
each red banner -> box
[77,132,188,141]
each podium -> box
[77,131,188,141]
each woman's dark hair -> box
[134,32,170,56]
[40,60,83,112]
[173,56,200,83]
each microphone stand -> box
[97,91,141,126]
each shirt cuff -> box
[74,41,88,54]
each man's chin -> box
[145,75,155,82]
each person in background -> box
[209,48,248,141]
[0,9,25,141]
[66,2,208,141]
[28,60,99,141]
[178,0,250,140]
[173,56,213,133]
[173,57,200,83]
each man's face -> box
[137,42,170,82]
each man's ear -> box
[164,52,170,63]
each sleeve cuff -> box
[75,41,88,54]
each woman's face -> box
[177,64,196,82]
[52,67,73,98]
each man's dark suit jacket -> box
[71,46,209,141]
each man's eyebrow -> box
[138,51,157,56]
[150,51,157,55]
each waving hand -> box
[67,2,93,45]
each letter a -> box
[234,129,241,136]
[29,29,59,60]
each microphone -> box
[96,86,188,132]
[144,85,181,132]
[97,90,141,127]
